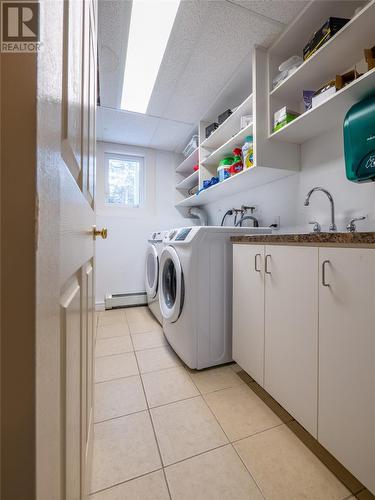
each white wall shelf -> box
[175,165,296,207]
[175,170,199,191]
[201,123,253,168]
[269,0,375,102]
[175,0,374,213]
[201,93,253,151]
[175,147,199,174]
[269,67,375,144]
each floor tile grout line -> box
[129,329,165,336]
[183,367,268,499]
[89,467,163,497]
[162,442,230,469]
[94,374,142,386]
[94,393,207,426]
[95,340,168,359]
[237,374,359,498]
[95,350,134,359]
[94,361,187,385]
[132,343,169,353]
[229,442,267,500]
[96,333,131,341]
[126,314,173,500]
[230,422,285,445]
[93,408,149,426]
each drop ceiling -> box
[97,0,307,152]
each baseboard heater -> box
[105,292,147,310]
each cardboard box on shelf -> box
[303,17,349,61]
[273,106,300,132]
[364,46,375,71]
[311,68,361,109]
[335,68,362,89]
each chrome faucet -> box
[304,187,337,232]
[346,216,366,233]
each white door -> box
[232,244,265,385]
[36,1,100,499]
[318,248,375,494]
[264,245,318,436]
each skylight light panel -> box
[121,0,180,114]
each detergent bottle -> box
[229,148,243,176]
[242,135,254,169]
[217,156,233,182]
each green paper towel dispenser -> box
[344,95,375,183]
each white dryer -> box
[145,231,167,324]
[159,226,271,369]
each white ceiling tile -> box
[97,107,160,147]
[228,0,308,24]
[149,120,195,152]
[158,1,282,123]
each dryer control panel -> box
[175,228,192,241]
[165,227,199,243]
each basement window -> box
[104,153,144,208]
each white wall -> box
[205,126,375,232]
[96,127,375,307]
[95,141,192,307]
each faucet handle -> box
[309,221,321,233]
[346,215,366,233]
[241,205,256,213]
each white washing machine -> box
[145,230,168,324]
[159,226,271,369]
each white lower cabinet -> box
[232,244,265,385]
[318,248,375,493]
[264,245,319,437]
[232,244,375,494]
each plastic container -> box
[183,135,199,157]
[217,156,233,182]
[229,148,243,176]
[242,136,254,169]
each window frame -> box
[104,152,145,209]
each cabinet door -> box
[318,248,375,493]
[233,244,265,385]
[265,245,318,436]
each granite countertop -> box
[231,232,375,246]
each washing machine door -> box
[159,245,184,323]
[145,243,159,299]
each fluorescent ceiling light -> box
[121,0,180,114]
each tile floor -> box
[90,307,372,500]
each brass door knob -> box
[93,226,108,240]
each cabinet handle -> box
[265,254,271,275]
[322,260,330,287]
[254,253,261,272]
